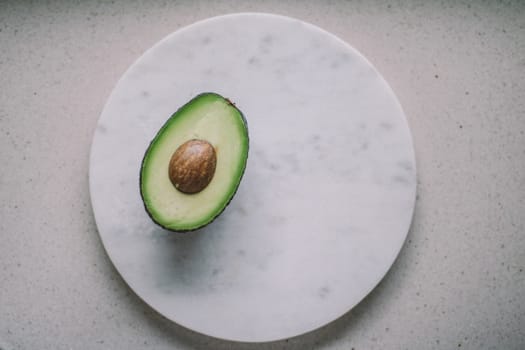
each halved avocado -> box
[140,93,249,232]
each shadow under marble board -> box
[89,13,416,342]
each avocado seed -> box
[168,139,217,194]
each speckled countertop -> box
[1,1,524,349]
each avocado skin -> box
[139,92,249,232]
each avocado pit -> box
[168,139,217,194]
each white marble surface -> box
[89,13,415,342]
[1,1,524,349]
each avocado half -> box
[140,93,249,232]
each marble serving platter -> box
[89,13,416,342]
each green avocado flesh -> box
[140,93,249,232]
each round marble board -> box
[89,13,416,342]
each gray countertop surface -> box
[1,1,524,349]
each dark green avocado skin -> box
[139,92,249,233]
